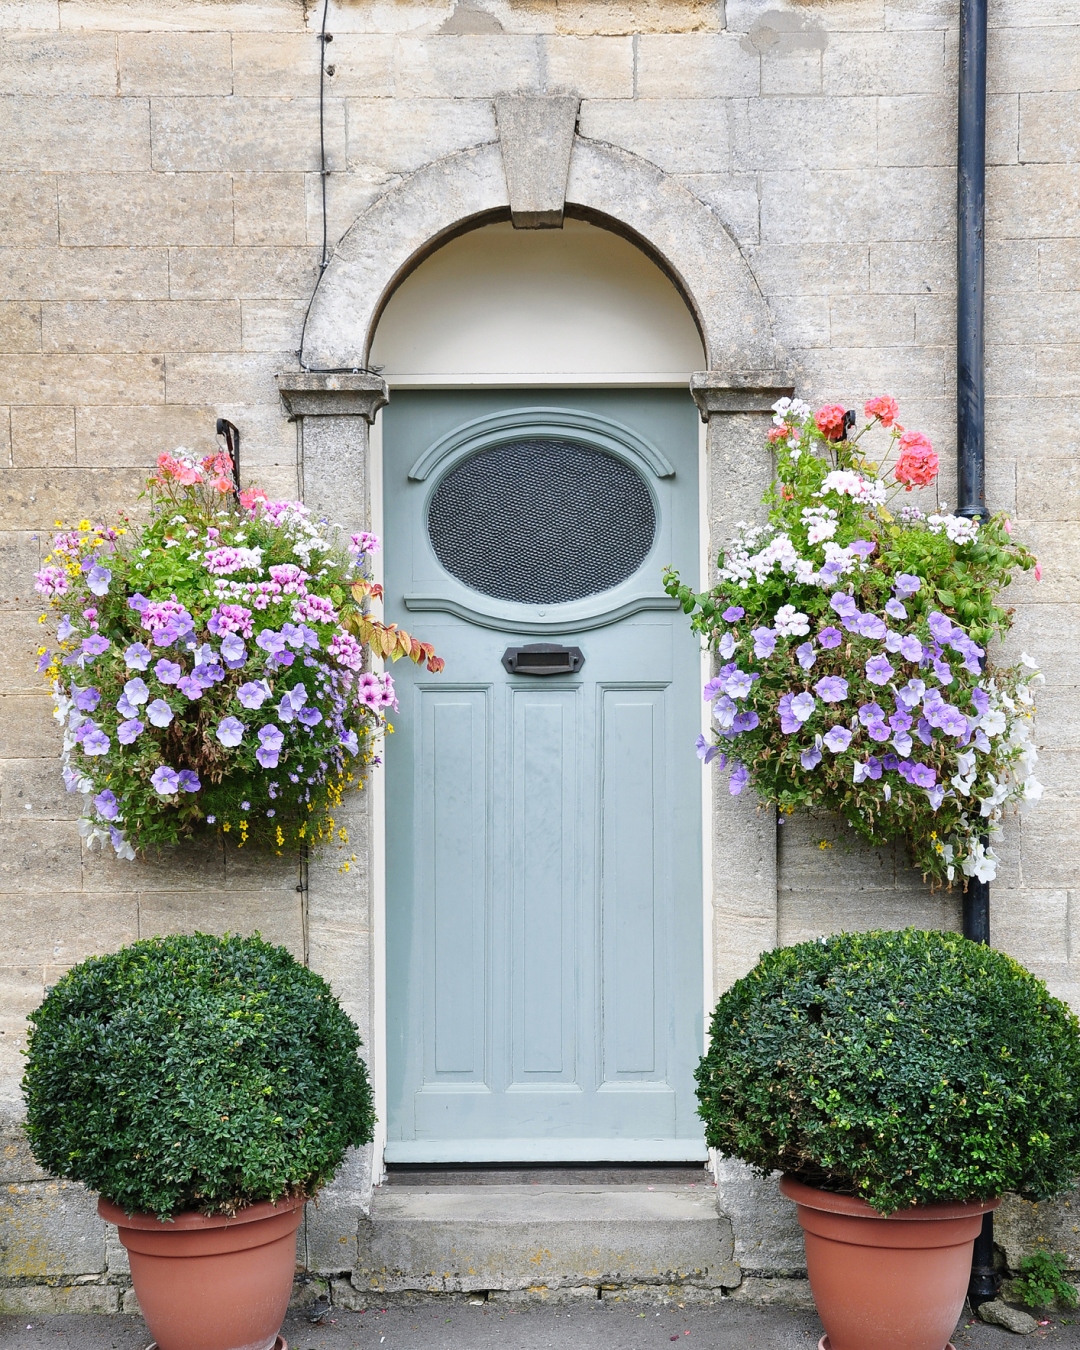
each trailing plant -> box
[34,449,442,858]
[664,396,1042,886]
[21,933,376,1220]
[696,929,1080,1216]
[1012,1251,1079,1310]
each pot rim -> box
[97,1193,306,1231]
[779,1175,1000,1222]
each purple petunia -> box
[256,628,287,657]
[889,710,913,732]
[795,641,816,670]
[732,710,759,733]
[117,718,143,744]
[155,659,182,684]
[856,613,887,640]
[866,720,890,742]
[790,692,816,722]
[87,564,112,596]
[703,676,724,702]
[177,676,203,699]
[216,716,245,747]
[341,729,360,756]
[893,573,922,597]
[818,626,843,649]
[146,698,174,727]
[849,540,876,558]
[823,725,852,753]
[713,695,737,731]
[220,632,247,667]
[865,655,895,686]
[814,675,849,703]
[729,763,750,795]
[123,677,149,705]
[81,635,110,659]
[128,593,149,613]
[858,702,885,726]
[82,728,110,756]
[896,679,926,709]
[257,723,284,770]
[751,627,777,658]
[884,597,908,620]
[73,685,101,713]
[829,592,859,621]
[800,745,822,770]
[853,757,883,783]
[938,705,969,738]
[909,762,937,788]
[722,606,745,622]
[718,631,738,660]
[932,658,954,685]
[151,765,180,795]
[971,686,990,717]
[899,635,924,663]
[696,733,719,764]
[57,615,75,641]
[94,788,119,821]
[778,693,801,734]
[124,642,152,670]
[723,669,755,700]
[881,753,900,772]
[927,611,956,643]
[237,680,272,710]
[177,770,200,793]
[297,706,322,728]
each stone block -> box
[914,295,954,346]
[3,888,139,966]
[0,1180,105,1278]
[0,1283,119,1314]
[0,32,116,96]
[121,1286,140,1312]
[355,1185,739,1293]
[988,164,1080,239]
[830,294,917,347]
[42,300,241,356]
[733,97,874,173]
[987,92,1020,165]
[728,0,883,32]
[635,34,760,99]
[81,835,224,895]
[345,99,497,176]
[869,240,952,295]
[984,292,1080,346]
[165,352,286,405]
[152,96,346,174]
[0,302,41,354]
[0,354,163,407]
[1022,91,1080,165]
[756,18,825,97]
[0,96,150,173]
[766,295,830,349]
[306,169,388,251]
[0,1,60,31]
[0,695,58,760]
[302,1145,372,1273]
[1005,603,1080,687]
[822,31,945,95]
[168,246,320,301]
[75,402,217,466]
[0,176,57,248]
[393,34,539,97]
[995,1187,1080,1274]
[541,36,633,98]
[0,608,55,687]
[57,0,308,31]
[991,888,1070,967]
[989,26,1080,94]
[0,819,84,894]
[58,172,233,248]
[877,95,955,169]
[788,345,945,399]
[0,1116,49,1185]
[762,169,954,244]
[0,528,42,596]
[1,757,82,823]
[1019,805,1080,890]
[138,889,305,958]
[241,299,307,353]
[118,30,232,96]
[0,464,146,530]
[1039,240,1080,290]
[233,173,308,247]
[728,1276,816,1307]
[747,243,869,297]
[577,100,730,176]
[0,246,169,302]
[712,1159,805,1278]
[677,173,760,246]
[0,965,45,1027]
[554,0,724,34]
[232,32,394,99]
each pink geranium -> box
[864,395,899,428]
[155,452,201,487]
[815,405,847,441]
[894,431,939,490]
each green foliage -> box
[1013,1251,1079,1309]
[22,933,376,1219]
[696,929,1080,1215]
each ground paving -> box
[1,1299,1077,1350]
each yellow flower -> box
[77,519,91,532]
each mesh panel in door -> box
[427,439,656,605]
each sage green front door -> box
[383,389,704,1162]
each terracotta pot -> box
[780,1177,999,1350]
[99,1195,304,1350]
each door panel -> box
[384,389,704,1162]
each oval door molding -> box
[406,406,677,482]
[402,590,679,636]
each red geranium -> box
[894,431,939,489]
[864,395,899,428]
[815,404,847,440]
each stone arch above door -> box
[300,125,784,378]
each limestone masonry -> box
[0,0,1078,1315]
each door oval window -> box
[427,438,656,606]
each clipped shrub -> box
[696,929,1080,1215]
[22,933,375,1219]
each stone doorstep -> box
[350,1185,742,1296]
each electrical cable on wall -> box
[296,0,379,375]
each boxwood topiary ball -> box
[697,928,1080,1215]
[22,933,376,1220]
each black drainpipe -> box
[957,0,997,1311]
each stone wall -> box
[1,0,1078,1311]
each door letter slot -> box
[502,643,585,676]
